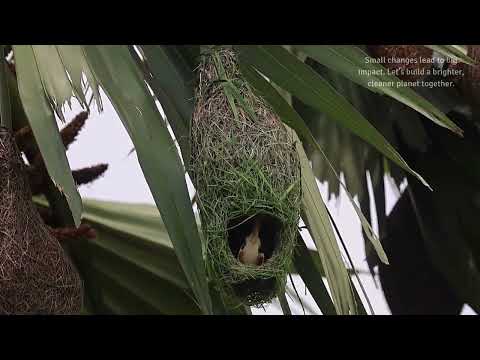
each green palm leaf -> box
[81,45,212,314]
[138,45,196,163]
[424,45,476,65]
[13,45,83,226]
[11,44,475,315]
[236,45,430,189]
[292,45,463,136]
[70,199,201,314]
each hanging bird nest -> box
[189,48,301,307]
[0,127,83,314]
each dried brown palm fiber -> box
[6,59,15,77]
[0,127,83,314]
[26,165,44,195]
[36,205,55,226]
[367,45,433,82]
[14,125,32,152]
[14,126,39,165]
[453,45,480,107]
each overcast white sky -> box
[60,90,475,315]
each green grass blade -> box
[278,292,292,315]
[296,137,357,315]
[326,206,373,314]
[293,233,337,315]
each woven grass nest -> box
[0,127,83,314]
[190,48,301,307]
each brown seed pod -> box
[61,111,89,151]
[72,164,108,186]
[50,224,97,242]
[367,45,433,82]
[0,127,83,314]
[14,111,89,159]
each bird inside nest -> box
[228,213,281,266]
[238,216,265,266]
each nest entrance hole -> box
[227,213,282,262]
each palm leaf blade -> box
[13,45,83,226]
[81,45,212,314]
